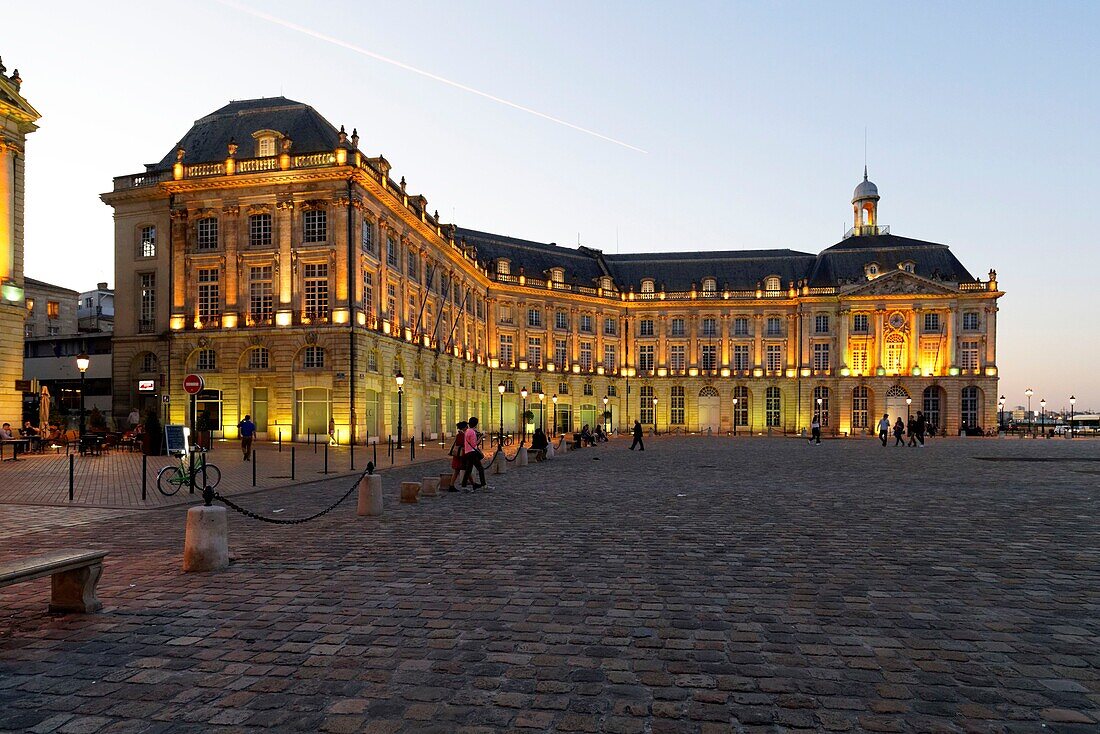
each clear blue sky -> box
[6,0,1098,408]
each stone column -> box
[753,314,763,368]
[945,306,957,369]
[276,200,294,310]
[839,308,850,370]
[984,305,997,365]
[0,142,13,283]
[223,205,240,313]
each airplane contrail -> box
[214,0,647,153]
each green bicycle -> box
[157,448,221,496]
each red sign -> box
[183,374,204,395]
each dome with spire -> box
[852,167,879,203]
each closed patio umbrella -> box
[39,385,50,428]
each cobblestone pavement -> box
[1,436,1099,733]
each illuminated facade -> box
[0,58,40,424]
[105,98,1001,440]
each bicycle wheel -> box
[157,465,186,496]
[196,462,221,489]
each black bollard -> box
[313,431,317,453]
[373,440,377,466]
[350,439,355,471]
[323,442,329,474]
[142,454,147,501]
[252,450,257,487]
[278,428,282,453]
[69,454,74,501]
[291,445,296,481]
[410,440,415,461]
[189,451,196,495]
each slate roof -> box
[810,234,975,286]
[154,97,341,170]
[459,227,976,291]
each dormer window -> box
[641,279,655,298]
[257,137,276,157]
[550,268,564,284]
[764,276,781,293]
[865,263,880,278]
[702,277,717,293]
[600,276,613,291]
[899,261,915,274]
[496,259,510,276]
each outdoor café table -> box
[1,439,31,461]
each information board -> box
[138,379,155,392]
[164,424,190,455]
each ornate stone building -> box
[0,57,40,424]
[105,98,1001,441]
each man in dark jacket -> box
[915,410,927,447]
[630,420,645,451]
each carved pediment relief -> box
[844,270,956,297]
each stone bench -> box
[0,550,108,613]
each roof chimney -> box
[97,282,108,290]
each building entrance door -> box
[698,391,721,433]
[884,385,910,426]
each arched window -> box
[852,386,869,429]
[885,332,906,373]
[733,386,749,426]
[765,387,781,427]
[961,386,980,430]
[247,347,270,370]
[641,279,655,298]
[923,386,942,431]
[813,386,830,427]
[765,276,781,293]
[699,386,720,397]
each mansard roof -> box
[810,234,975,286]
[154,97,340,170]
[456,228,606,285]
[604,250,817,292]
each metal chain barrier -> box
[206,462,373,525]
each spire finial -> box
[863,164,868,181]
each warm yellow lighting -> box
[404,328,413,341]
[657,368,668,377]
[222,313,238,328]
[76,353,90,373]
[395,371,404,388]
[521,387,528,399]
[688,368,699,377]
[800,368,811,377]
[572,365,580,374]
[498,382,506,395]
[985,366,998,377]
[877,367,887,376]
[357,312,366,326]
[788,369,799,378]
[948,366,960,376]
[170,314,186,330]
[546,363,555,372]
[840,367,851,377]
[335,148,347,165]
[332,309,349,324]
[276,310,293,327]
[382,320,391,334]
[519,360,528,371]
[596,366,605,375]
[753,367,764,377]
[489,358,499,369]
[720,368,730,377]
[911,366,922,376]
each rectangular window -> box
[196,217,219,250]
[249,213,272,247]
[766,344,782,371]
[559,382,569,395]
[499,334,513,365]
[640,319,654,337]
[361,219,374,253]
[406,251,418,281]
[363,271,374,313]
[386,284,396,319]
[963,311,980,331]
[733,387,748,426]
[765,388,781,427]
[603,344,617,373]
[249,266,273,324]
[528,308,542,328]
[732,344,749,371]
[47,325,60,336]
[961,340,980,370]
[670,318,685,337]
[197,349,217,371]
[47,300,60,320]
[766,316,782,336]
[303,210,327,243]
[554,339,568,369]
[701,344,717,371]
[248,348,269,370]
[197,268,220,323]
[387,236,398,267]
[814,314,829,334]
[139,273,156,333]
[303,346,325,368]
[813,342,831,370]
[701,318,717,337]
[923,313,941,332]
[603,317,616,336]
[580,315,593,333]
[670,345,686,372]
[499,304,513,324]
[638,345,654,372]
[527,337,543,368]
[304,263,329,320]
[580,342,593,371]
[852,388,869,429]
[733,317,749,336]
[555,311,568,330]
[921,341,939,374]
[853,313,869,333]
[140,225,156,258]
[850,342,869,374]
[640,386,654,425]
[670,386,685,425]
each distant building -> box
[0,56,40,426]
[103,97,1002,440]
[78,282,114,333]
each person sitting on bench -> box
[579,424,595,447]
[530,427,549,461]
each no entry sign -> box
[183,374,205,395]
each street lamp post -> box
[998,395,1005,433]
[520,386,528,446]
[497,381,505,449]
[538,391,545,434]
[732,397,738,437]
[395,371,404,450]
[76,352,90,439]
[1070,395,1076,439]
[652,396,658,435]
[1040,398,1047,438]
[552,394,558,437]
[602,395,609,434]
[1025,388,1034,437]
[905,396,912,422]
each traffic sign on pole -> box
[183,374,204,395]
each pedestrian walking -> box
[127,408,141,431]
[447,421,467,492]
[916,410,927,447]
[630,420,645,451]
[809,414,822,445]
[877,414,890,446]
[907,416,918,447]
[238,414,256,460]
[893,417,906,446]
[328,417,336,445]
[460,416,487,491]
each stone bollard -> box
[400,481,420,504]
[439,472,453,491]
[494,452,507,475]
[516,446,529,466]
[357,473,383,516]
[421,477,440,498]
[183,505,229,572]
[545,442,555,460]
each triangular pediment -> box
[842,269,957,297]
